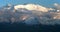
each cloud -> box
[54,3,58,6]
[54,3,60,10]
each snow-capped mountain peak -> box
[14,4,54,12]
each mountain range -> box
[0,3,60,25]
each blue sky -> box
[0,0,60,7]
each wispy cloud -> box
[54,3,60,10]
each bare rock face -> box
[53,13,60,19]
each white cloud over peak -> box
[54,3,60,10]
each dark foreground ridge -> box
[0,23,60,32]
